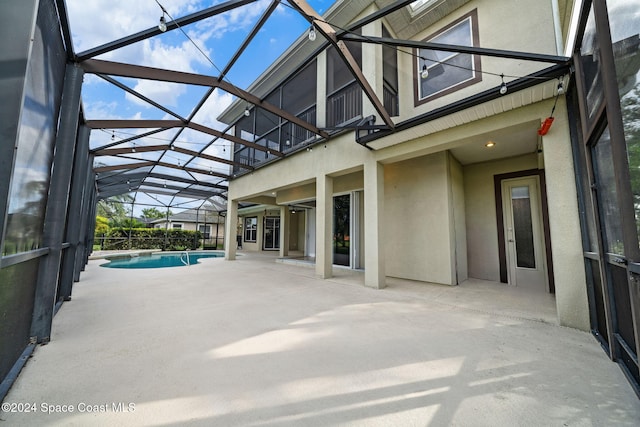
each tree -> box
[621,82,640,234]
[95,216,109,235]
[140,207,171,222]
[96,194,132,223]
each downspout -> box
[551,0,564,55]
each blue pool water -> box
[101,252,223,269]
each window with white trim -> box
[244,217,257,242]
[415,10,481,105]
[198,224,211,239]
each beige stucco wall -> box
[224,0,589,329]
[449,153,468,284]
[395,0,561,122]
[540,100,589,331]
[463,154,539,282]
[384,152,454,285]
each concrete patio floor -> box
[1,252,639,426]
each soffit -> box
[368,78,558,157]
[376,0,471,39]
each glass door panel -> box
[263,217,280,250]
[608,0,640,246]
[333,195,350,266]
[593,128,625,254]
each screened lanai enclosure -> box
[1,0,640,401]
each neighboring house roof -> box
[151,199,227,224]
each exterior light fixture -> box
[244,106,251,117]
[485,141,496,148]
[499,74,507,95]
[421,64,429,79]
[111,130,115,141]
[158,15,167,32]
[557,81,565,95]
[131,143,136,153]
[308,25,316,41]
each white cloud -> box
[68,0,259,113]
[191,90,234,129]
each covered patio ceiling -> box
[58,0,572,210]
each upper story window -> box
[409,0,439,15]
[414,9,481,105]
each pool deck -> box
[2,251,639,426]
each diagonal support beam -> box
[97,74,188,121]
[148,172,228,190]
[156,161,230,180]
[288,0,395,130]
[76,0,259,60]
[342,34,571,64]
[79,59,329,139]
[171,146,254,170]
[91,128,169,152]
[94,144,170,156]
[94,161,156,173]
[86,119,184,129]
[187,122,284,157]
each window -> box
[409,0,437,13]
[414,10,481,105]
[172,223,183,229]
[198,224,211,239]
[244,217,257,242]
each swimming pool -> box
[100,251,224,269]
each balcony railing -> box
[383,80,399,117]
[286,105,316,149]
[327,82,362,128]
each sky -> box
[65,0,333,212]
[66,0,332,155]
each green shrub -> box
[102,228,202,251]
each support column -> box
[59,125,90,298]
[316,174,333,279]
[542,103,589,331]
[364,158,386,288]
[225,199,238,260]
[30,63,84,343]
[74,151,94,280]
[83,183,98,269]
[279,205,289,258]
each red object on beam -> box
[538,117,554,135]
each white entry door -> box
[502,177,547,290]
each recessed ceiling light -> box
[485,141,496,148]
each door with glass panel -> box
[333,195,350,266]
[502,177,547,290]
[263,217,280,250]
